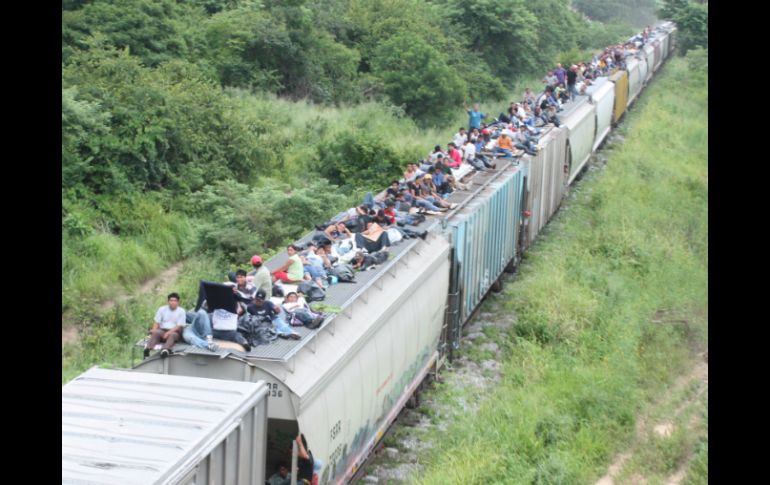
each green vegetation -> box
[658,0,708,54]
[412,53,707,484]
[61,0,643,380]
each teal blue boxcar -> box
[447,163,525,332]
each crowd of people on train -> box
[144,28,660,358]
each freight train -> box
[62,22,678,485]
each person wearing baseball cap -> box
[247,289,301,340]
[248,254,272,297]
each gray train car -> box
[62,368,269,485]
[626,57,643,106]
[586,77,615,152]
[642,44,655,82]
[562,96,597,185]
[520,126,569,249]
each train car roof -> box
[62,367,268,485]
[151,157,530,365]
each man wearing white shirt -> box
[145,292,186,358]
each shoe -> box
[143,348,150,359]
[160,349,171,359]
[288,333,302,340]
[418,231,427,240]
[308,316,325,329]
[424,210,442,215]
[207,342,220,352]
[449,203,458,209]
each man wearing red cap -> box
[248,254,272,297]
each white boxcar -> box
[562,97,597,185]
[626,57,643,106]
[62,367,269,485]
[134,232,451,485]
[586,77,615,153]
[642,44,655,82]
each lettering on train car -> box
[267,382,283,398]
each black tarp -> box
[195,280,238,312]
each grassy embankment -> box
[411,54,708,484]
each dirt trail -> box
[594,355,708,485]
[61,261,185,347]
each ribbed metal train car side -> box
[610,69,629,124]
[626,57,643,106]
[63,368,269,485]
[520,127,568,249]
[638,50,649,87]
[447,164,524,328]
[653,39,663,71]
[642,44,655,82]
[563,98,597,185]
[134,233,451,485]
[586,77,615,152]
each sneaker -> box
[449,203,458,209]
[288,333,302,340]
[309,316,325,329]
[424,210,442,215]
[143,348,150,359]
[160,349,171,359]
[207,342,220,352]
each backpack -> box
[386,228,403,244]
[297,281,326,302]
[237,314,278,346]
[331,263,356,283]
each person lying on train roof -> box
[323,221,352,241]
[281,292,325,329]
[248,289,300,340]
[298,244,329,290]
[354,221,391,253]
[144,292,186,359]
[212,304,252,351]
[182,308,219,352]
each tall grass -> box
[414,56,707,483]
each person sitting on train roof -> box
[453,127,468,148]
[299,243,329,290]
[248,255,272,297]
[225,269,257,307]
[182,309,219,352]
[494,132,514,158]
[469,127,480,142]
[248,289,301,340]
[266,464,291,485]
[415,175,454,210]
[429,144,445,162]
[144,292,186,359]
[403,162,423,182]
[514,127,538,156]
[541,104,561,127]
[212,303,252,351]
[446,142,462,168]
[272,244,307,284]
[523,87,535,107]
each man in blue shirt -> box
[464,102,486,130]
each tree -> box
[370,32,466,124]
[658,0,708,54]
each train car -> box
[62,368,269,485]
[586,77,615,152]
[134,227,451,485]
[642,43,656,82]
[519,126,569,250]
[445,162,525,347]
[626,57,643,106]
[638,50,650,87]
[610,69,629,124]
[562,96,597,185]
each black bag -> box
[297,281,326,302]
[237,314,278,346]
